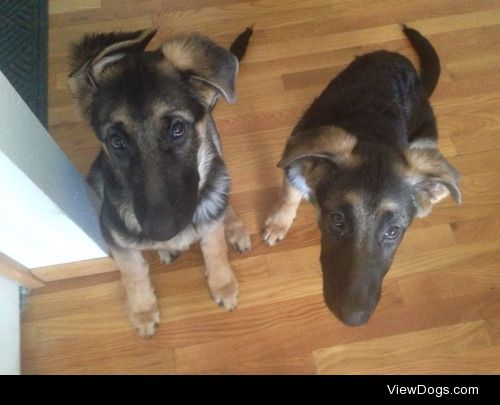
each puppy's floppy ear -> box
[277,126,359,169]
[161,34,238,106]
[68,28,157,110]
[406,146,462,218]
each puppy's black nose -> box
[338,309,372,326]
[324,296,374,326]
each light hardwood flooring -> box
[22,0,500,374]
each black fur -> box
[402,25,440,97]
[292,52,436,149]
[230,26,254,61]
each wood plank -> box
[0,253,45,289]
[23,331,176,374]
[485,318,500,343]
[314,321,498,374]
[49,0,102,15]
[48,15,154,55]
[32,257,116,282]
[391,239,500,280]
[451,215,500,244]
[398,262,500,305]
[440,93,500,154]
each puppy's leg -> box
[200,221,239,310]
[263,177,304,246]
[225,203,251,252]
[110,247,160,337]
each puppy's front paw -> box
[210,276,239,311]
[262,211,294,246]
[226,224,251,253]
[129,303,160,338]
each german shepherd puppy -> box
[263,26,461,326]
[69,28,253,337]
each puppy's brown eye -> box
[330,212,345,230]
[384,226,400,240]
[171,121,185,138]
[110,134,127,150]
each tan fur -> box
[189,79,220,107]
[278,125,360,169]
[110,210,247,321]
[343,190,364,206]
[405,147,462,217]
[111,222,202,251]
[194,116,213,188]
[109,104,195,137]
[200,221,239,310]
[406,147,448,176]
[93,29,156,72]
[378,199,400,213]
[110,246,159,338]
[161,37,198,72]
[301,159,336,191]
[225,204,251,252]
[409,138,438,149]
[161,34,238,104]
[152,102,195,124]
[108,106,134,130]
[263,177,304,246]
[117,201,142,234]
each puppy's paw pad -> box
[262,217,291,246]
[210,280,239,311]
[228,230,251,253]
[226,220,252,253]
[130,307,160,338]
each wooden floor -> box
[22,0,500,374]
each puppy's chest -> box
[112,220,206,252]
[145,225,203,251]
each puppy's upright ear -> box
[406,146,462,218]
[161,34,238,107]
[68,28,157,112]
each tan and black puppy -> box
[69,28,253,337]
[263,26,461,326]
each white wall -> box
[0,71,107,268]
[0,276,20,375]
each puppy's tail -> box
[230,26,253,61]
[402,25,440,98]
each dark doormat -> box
[0,0,48,128]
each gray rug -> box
[0,0,48,128]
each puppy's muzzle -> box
[321,251,383,326]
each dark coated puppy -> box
[263,26,461,326]
[69,28,252,337]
